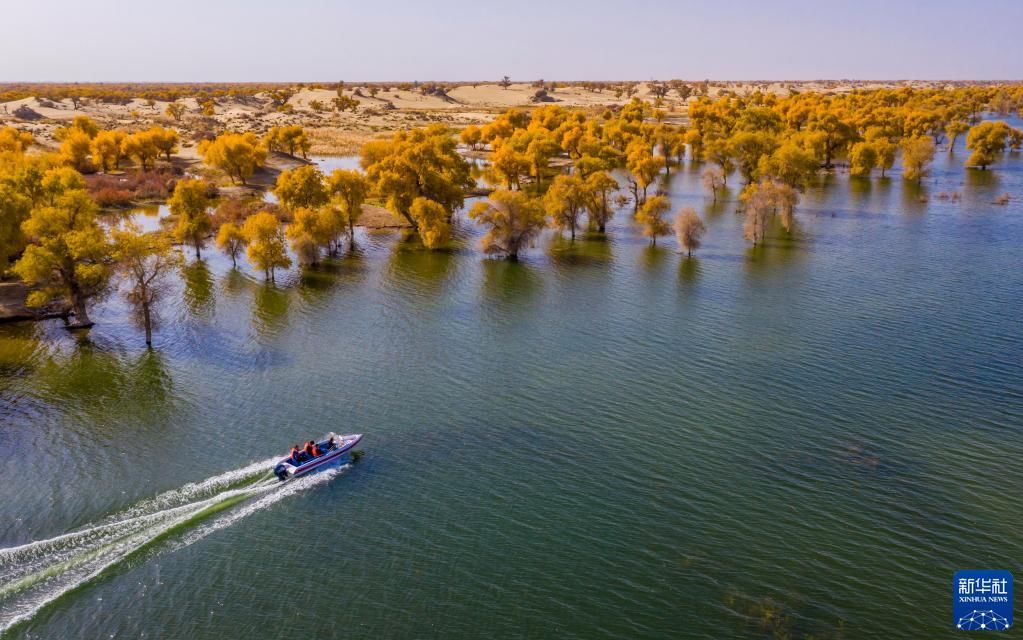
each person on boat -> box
[304,440,321,459]
[288,445,301,465]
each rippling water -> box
[1,139,1022,638]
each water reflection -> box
[678,255,701,286]
[548,234,613,268]
[27,342,173,421]
[181,260,215,317]
[703,191,733,219]
[848,176,873,210]
[743,225,807,277]
[385,234,458,297]
[964,167,1000,191]
[638,244,670,272]
[252,283,290,338]
[900,181,930,216]
[221,268,250,297]
[480,259,542,308]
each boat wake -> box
[0,457,347,634]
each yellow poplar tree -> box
[215,222,247,268]
[468,189,546,261]
[168,179,213,258]
[243,212,291,282]
[91,130,126,172]
[199,132,267,185]
[408,198,450,249]
[326,169,370,251]
[636,195,671,246]
[900,136,935,184]
[273,165,327,211]
[111,223,181,347]
[13,189,111,327]
[544,174,586,241]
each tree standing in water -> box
[702,167,725,203]
[169,179,213,259]
[965,120,1019,170]
[112,223,181,347]
[544,174,586,241]
[243,212,291,282]
[468,189,547,261]
[636,195,672,246]
[900,136,935,184]
[674,207,706,257]
[215,222,247,268]
[582,171,618,233]
[326,169,370,252]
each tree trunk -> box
[194,241,201,260]
[349,219,356,250]
[143,303,153,347]
[67,281,93,329]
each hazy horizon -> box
[1,0,1021,82]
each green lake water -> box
[1,135,1021,638]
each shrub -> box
[92,187,134,208]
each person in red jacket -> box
[304,440,321,459]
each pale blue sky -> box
[1,0,1021,81]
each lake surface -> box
[1,136,1022,639]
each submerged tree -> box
[848,142,878,177]
[326,169,370,251]
[111,223,181,347]
[168,179,213,259]
[636,195,672,246]
[361,125,472,238]
[215,222,247,268]
[625,141,661,209]
[965,120,1018,170]
[702,167,726,203]
[409,197,450,249]
[544,174,586,241]
[243,212,291,282]
[900,136,935,184]
[674,207,706,257]
[741,181,798,246]
[468,189,546,261]
[582,171,619,233]
[945,120,970,153]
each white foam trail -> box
[0,456,347,634]
[175,463,348,549]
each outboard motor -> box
[274,462,294,481]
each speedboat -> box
[273,433,363,481]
